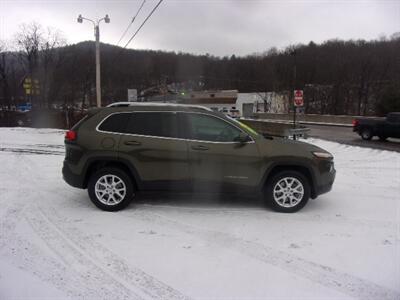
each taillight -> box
[352,119,359,127]
[65,130,77,141]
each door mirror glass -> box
[234,132,251,144]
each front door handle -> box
[191,145,209,151]
[124,140,141,146]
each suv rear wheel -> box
[378,135,387,141]
[88,167,134,211]
[265,171,310,213]
[360,128,373,140]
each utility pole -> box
[77,14,110,108]
[291,49,297,140]
[293,52,297,128]
[95,25,101,108]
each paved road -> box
[306,124,400,152]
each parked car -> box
[219,107,229,115]
[228,108,240,119]
[352,112,400,141]
[0,110,32,127]
[219,107,240,119]
[63,103,335,213]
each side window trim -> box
[96,110,255,144]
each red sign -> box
[294,90,304,107]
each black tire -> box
[88,167,134,211]
[378,135,387,142]
[360,128,373,140]
[265,171,310,213]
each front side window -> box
[124,112,178,138]
[187,113,242,142]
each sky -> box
[0,0,399,56]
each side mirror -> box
[234,132,251,144]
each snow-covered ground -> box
[0,127,399,300]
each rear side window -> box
[124,112,178,138]
[98,113,131,133]
[387,114,400,123]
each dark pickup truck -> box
[353,112,400,140]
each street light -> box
[77,14,110,108]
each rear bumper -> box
[62,160,85,189]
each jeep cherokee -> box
[62,103,335,213]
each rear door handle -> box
[191,145,209,151]
[124,140,141,146]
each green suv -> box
[63,103,335,212]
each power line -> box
[116,0,146,46]
[122,0,164,49]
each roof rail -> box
[106,102,212,111]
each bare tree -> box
[14,22,43,107]
[39,27,66,108]
[14,22,66,108]
[0,41,11,108]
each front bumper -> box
[315,166,336,197]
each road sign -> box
[294,90,304,107]
[127,89,137,102]
[24,77,40,95]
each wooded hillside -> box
[1,24,399,115]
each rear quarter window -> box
[98,113,131,133]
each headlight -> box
[312,151,333,159]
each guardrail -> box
[285,127,310,138]
[252,112,378,127]
[239,118,309,139]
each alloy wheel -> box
[94,174,127,205]
[273,177,304,208]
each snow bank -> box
[0,128,399,299]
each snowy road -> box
[307,124,400,153]
[0,128,399,300]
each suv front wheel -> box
[265,171,310,213]
[88,167,134,211]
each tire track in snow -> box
[135,209,400,300]
[2,227,114,299]
[38,205,192,300]
[0,147,64,155]
[2,182,126,297]
[138,204,397,231]
[24,206,144,300]
[0,201,26,251]
[1,154,138,299]
[0,154,42,252]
